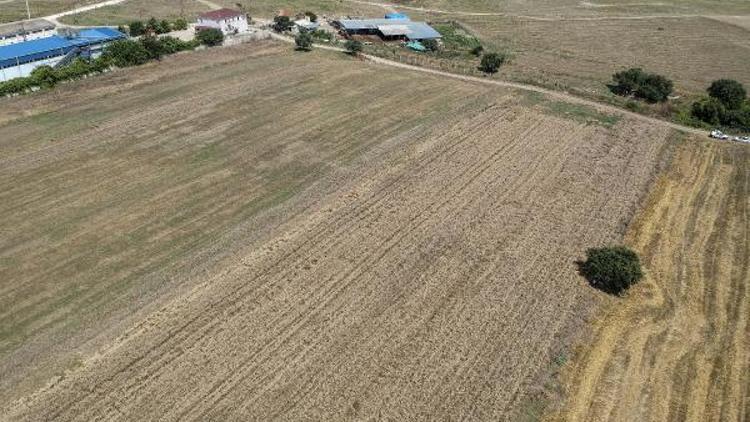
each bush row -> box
[123,17,189,37]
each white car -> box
[739,136,750,143]
[710,130,729,140]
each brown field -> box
[0,0,100,23]
[0,41,677,420]
[551,138,750,421]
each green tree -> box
[128,21,145,37]
[708,79,746,110]
[196,28,224,46]
[158,19,172,34]
[173,18,188,31]
[479,52,505,74]
[140,34,165,60]
[344,39,363,55]
[273,16,294,32]
[146,17,160,34]
[295,31,313,51]
[422,39,439,52]
[30,65,59,88]
[691,97,725,126]
[610,68,673,103]
[581,246,644,295]
[103,39,150,67]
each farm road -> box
[268,32,709,138]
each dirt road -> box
[552,138,750,421]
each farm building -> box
[196,8,249,35]
[334,15,441,41]
[0,28,126,82]
[0,19,56,47]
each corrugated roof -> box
[339,19,441,40]
[0,28,125,68]
[0,19,55,38]
[199,8,244,21]
[338,18,409,30]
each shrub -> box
[273,16,294,32]
[173,18,188,31]
[721,106,750,132]
[140,34,166,60]
[421,39,439,52]
[159,36,198,54]
[103,39,150,67]
[479,52,505,74]
[304,11,318,22]
[30,65,59,88]
[581,246,644,295]
[344,39,363,55]
[128,21,145,37]
[610,68,673,103]
[470,45,484,57]
[295,31,313,51]
[158,19,172,34]
[196,28,224,46]
[691,97,725,126]
[708,79,746,110]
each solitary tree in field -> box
[580,246,644,296]
[479,52,505,74]
[344,39,363,55]
[708,79,747,110]
[295,31,313,51]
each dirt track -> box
[2,43,676,420]
[553,139,750,421]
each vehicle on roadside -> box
[710,130,729,140]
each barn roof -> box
[0,28,125,68]
[338,18,442,40]
[199,8,244,21]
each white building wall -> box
[0,55,63,82]
[0,28,57,47]
[197,15,248,35]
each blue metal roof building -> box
[0,28,125,79]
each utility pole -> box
[25,0,32,20]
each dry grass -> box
[1,40,676,420]
[551,138,750,421]
[453,15,750,98]
[0,0,99,23]
[58,0,210,26]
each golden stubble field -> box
[1,41,677,420]
[550,138,750,422]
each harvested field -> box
[58,0,210,26]
[2,40,677,420]
[0,41,493,403]
[551,138,750,421]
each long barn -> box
[0,28,126,82]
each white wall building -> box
[0,20,56,47]
[196,9,248,35]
